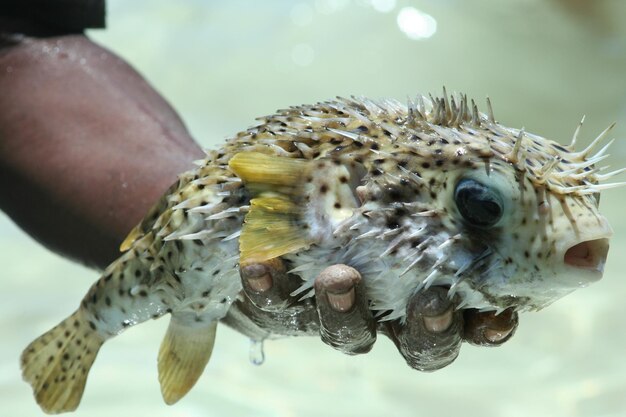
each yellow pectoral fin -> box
[229,152,312,263]
[240,195,310,263]
[228,152,308,190]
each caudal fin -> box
[158,318,217,405]
[21,311,104,414]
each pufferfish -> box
[21,92,623,413]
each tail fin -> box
[21,311,104,414]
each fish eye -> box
[454,178,503,228]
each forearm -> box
[0,34,203,269]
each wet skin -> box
[0,31,517,372]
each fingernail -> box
[484,327,512,343]
[327,288,356,312]
[247,273,273,292]
[423,308,453,333]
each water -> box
[2,1,626,416]
[249,339,266,366]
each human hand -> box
[228,259,518,371]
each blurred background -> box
[2,0,626,416]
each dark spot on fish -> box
[339,176,348,183]
[388,188,402,201]
[320,184,329,193]
[89,321,96,331]
[139,290,148,297]
[422,162,430,169]
[386,219,400,229]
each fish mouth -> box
[563,238,609,274]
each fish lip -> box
[563,238,610,273]
[560,231,611,287]
[557,215,612,271]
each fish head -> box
[388,105,620,312]
[434,150,613,312]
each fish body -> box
[21,93,621,413]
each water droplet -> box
[249,339,265,366]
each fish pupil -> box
[454,178,503,228]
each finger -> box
[239,258,301,312]
[386,287,463,371]
[236,258,319,335]
[314,264,376,355]
[463,308,518,346]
